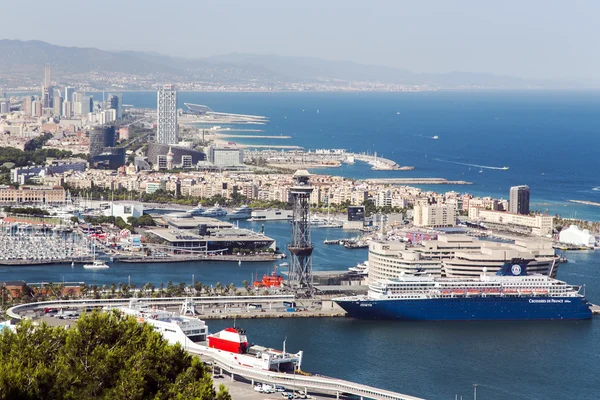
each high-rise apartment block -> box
[156,84,178,144]
[107,93,123,119]
[509,185,530,215]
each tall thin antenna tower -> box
[288,170,314,296]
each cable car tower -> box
[288,170,314,295]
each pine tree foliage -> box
[0,311,231,400]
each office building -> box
[181,155,193,169]
[64,87,75,103]
[156,84,178,144]
[208,146,243,167]
[91,147,125,170]
[53,95,63,116]
[44,64,51,87]
[348,206,365,222]
[0,99,9,114]
[62,101,73,118]
[22,96,32,115]
[509,185,530,215]
[89,125,116,157]
[146,143,205,166]
[32,100,42,117]
[107,93,123,119]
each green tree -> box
[0,311,230,400]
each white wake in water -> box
[434,158,509,170]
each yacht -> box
[348,261,369,276]
[309,215,343,228]
[248,209,293,221]
[83,260,110,270]
[201,204,228,217]
[187,203,206,216]
[227,205,252,220]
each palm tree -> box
[214,282,223,295]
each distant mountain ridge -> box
[0,39,593,89]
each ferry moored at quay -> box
[334,260,592,321]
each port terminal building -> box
[367,234,558,283]
[147,228,276,255]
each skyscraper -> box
[156,84,178,144]
[107,93,123,119]
[44,64,51,88]
[89,125,116,157]
[23,96,33,115]
[42,64,52,108]
[64,87,75,103]
[53,95,63,116]
[509,185,530,215]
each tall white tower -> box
[156,84,178,144]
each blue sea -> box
[117,90,600,221]
[5,91,600,399]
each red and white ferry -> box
[112,299,303,372]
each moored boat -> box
[334,260,592,321]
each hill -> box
[0,39,591,90]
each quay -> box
[7,297,423,400]
[114,253,283,263]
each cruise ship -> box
[201,204,228,217]
[115,299,208,343]
[248,209,293,221]
[334,260,592,321]
[227,205,252,220]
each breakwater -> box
[365,178,472,185]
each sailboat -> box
[83,242,109,270]
[479,168,483,173]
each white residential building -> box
[156,84,178,145]
[468,207,553,236]
[413,203,457,228]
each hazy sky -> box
[2,0,598,80]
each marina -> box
[0,223,92,265]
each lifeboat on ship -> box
[453,289,466,295]
[504,289,518,294]
[534,289,549,295]
[467,289,480,295]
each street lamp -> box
[473,384,478,400]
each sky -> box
[1,0,598,80]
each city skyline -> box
[0,1,598,81]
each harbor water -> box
[4,91,600,399]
